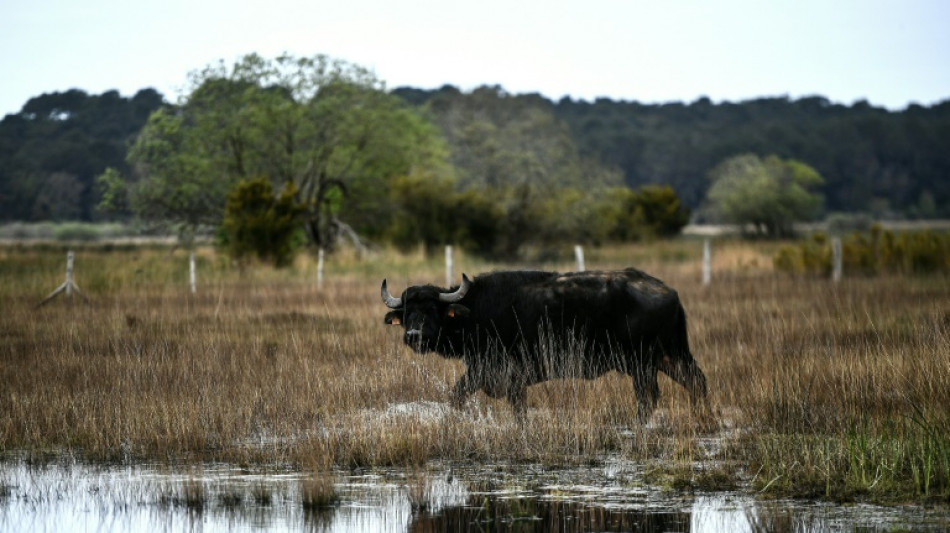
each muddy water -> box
[2,460,948,532]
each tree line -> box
[0,88,163,221]
[402,86,950,219]
[2,53,948,260]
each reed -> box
[300,472,340,510]
[1,242,947,503]
[157,477,207,512]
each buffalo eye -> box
[384,310,403,325]
[446,304,470,319]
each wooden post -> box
[832,237,842,282]
[702,239,712,286]
[37,250,88,307]
[316,248,325,289]
[574,245,585,272]
[445,245,454,287]
[189,252,197,294]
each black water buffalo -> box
[381,268,707,422]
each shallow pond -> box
[1,460,948,532]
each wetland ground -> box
[1,240,948,530]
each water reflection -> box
[411,499,690,532]
[0,461,947,532]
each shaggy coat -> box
[382,268,707,421]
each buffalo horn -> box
[380,280,402,308]
[439,274,471,303]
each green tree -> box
[705,154,824,238]
[31,172,83,220]
[422,85,621,257]
[95,167,130,219]
[124,108,222,243]
[124,53,449,249]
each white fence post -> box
[189,252,197,294]
[832,237,842,282]
[445,245,454,287]
[702,239,712,286]
[316,248,325,289]
[65,250,75,297]
[574,245,585,272]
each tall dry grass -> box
[1,241,947,502]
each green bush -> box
[773,245,804,275]
[54,223,104,242]
[596,186,690,243]
[386,178,689,259]
[386,175,505,257]
[222,177,305,267]
[774,227,950,276]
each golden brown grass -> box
[1,241,948,503]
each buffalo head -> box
[381,274,472,354]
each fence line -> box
[31,239,855,305]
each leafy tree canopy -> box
[705,154,824,238]
[120,53,451,248]
[415,85,623,256]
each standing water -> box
[1,460,948,532]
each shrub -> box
[222,177,305,267]
[599,186,690,243]
[54,223,102,242]
[774,227,950,276]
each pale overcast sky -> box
[2,0,948,116]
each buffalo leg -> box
[659,356,708,408]
[451,372,478,409]
[631,365,659,423]
[506,384,527,423]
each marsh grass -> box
[405,469,435,512]
[1,242,948,504]
[300,472,340,510]
[158,477,207,512]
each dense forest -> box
[1,84,948,225]
[396,86,950,219]
[0,89,164,221]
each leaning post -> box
[37,250,88,307]
[574,245,585,272]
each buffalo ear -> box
[446,304,470,318]
[384,311,402,325]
